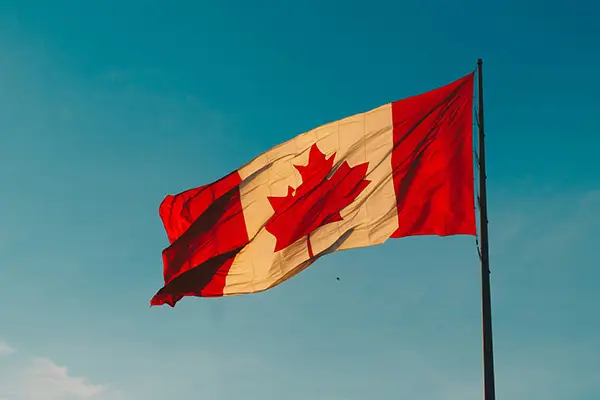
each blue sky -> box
[0,1,598,399]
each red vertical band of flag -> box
[391,73,475,238]
[151,172,249,306]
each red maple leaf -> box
[265,143,371,257]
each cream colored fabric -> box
[224,104,398,294]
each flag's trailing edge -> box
[151,73,475,307]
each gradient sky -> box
[1,1,599,399]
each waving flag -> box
[151,73,475,307]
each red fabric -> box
[390,73,476,238]
[158,172,242,244]
[151,172,249,306]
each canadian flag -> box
[152,73,475,306]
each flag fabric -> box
[151,73,475,307]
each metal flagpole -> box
[476,58,496,400]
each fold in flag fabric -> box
[151,73,476,307]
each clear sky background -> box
[1,1,599,399]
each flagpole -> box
[477,58,496,400]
